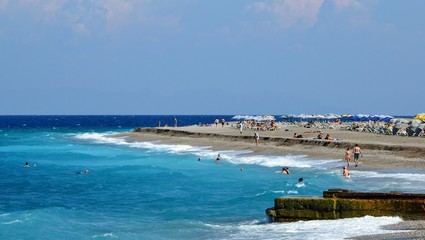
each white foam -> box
[72,132,348,170]
[352,170,425,182]
[216,216,408,240]
[228,154,341,169]
[1,219,22,225]
[74,132,127,146]
[91,233,118,239]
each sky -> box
[0,0,424,115]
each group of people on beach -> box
[342,144,363,178]
[292,132,337,141]
[214,118,226,128]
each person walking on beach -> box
[221,118,225,128]
[214,118,219,127]
[345,148,352,167]
[353,144,362,167]
[174,117,178,127]
[254,132,260,146]
[238,121,243,134]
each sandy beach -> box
[117,122,425,239]
[120,123,425,171]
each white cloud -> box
[333,0,364,11]
[247,0,325,29]
[3,0,151,34]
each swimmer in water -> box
[76,169,89,174]
[343,166,350,178]
[281,167,290,174]
[25,162,29,168]
[216,154,221,163]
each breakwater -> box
[266,189,425,222]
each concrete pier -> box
[266,189,425,222]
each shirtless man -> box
[214,118,219,127]
[353,144,362,167]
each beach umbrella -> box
[414,113,425,122]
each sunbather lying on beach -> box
[293,133,304,138]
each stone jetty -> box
[266,189,425,222]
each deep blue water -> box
[0,115,233,130]
[1,116,423,240]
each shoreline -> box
[119,124,425,171]
[115,124,425,239]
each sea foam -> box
[212,216,408,240]
[73,132,342,169]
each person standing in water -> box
[216,154,221,163]
[281,167,290,174]
[343,166,350,178]
[353,144,362,167]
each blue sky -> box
[0,0,424,115]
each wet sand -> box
[116,123,425,239]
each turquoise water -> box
[1,116,424,239]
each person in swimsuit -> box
[293,133,303,138]
[343,166,350,178]
[345,148,352,167]
[214,118,219,127]
[281,167,290,174]
[239,122,243,134]
[216,153,221,163]
[353,144,362,167]
[254,132,260,146]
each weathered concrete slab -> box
[266,189,425,222]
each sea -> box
[1,115,424,240]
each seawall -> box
[266,189,425,222]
